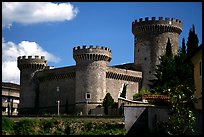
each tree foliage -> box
[186,25,199,57]
[166,38,172,57]
[102,93,114,115]
[182,38,186,55]
[133,88,151,101]
[120,83,128,98]
[150,38,194,95]
[149,54,176,94]
[164,85,195,135]
[149,25,199,135]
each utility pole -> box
[57,100,60,116]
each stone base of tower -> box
[75,102,102,115]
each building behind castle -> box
[17,17,182,115]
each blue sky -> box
[2,2,202,84]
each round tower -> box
[17,55,47,114]
[73,45,112,115]
[132,17,182,89]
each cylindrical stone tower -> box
[17,55,47,114]
[73,45,112,115]
[132,17,182,89]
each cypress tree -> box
[182,38,186,55]
[186,25,199,57]
[120,83,128,98]
[166,38,172,57]
[102,93,114,115]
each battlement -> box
[132,17,182,35]
[134,17,182,24]
[73,45,112,62]
[73,45,112,52]
[18,55,46,60]
[17,55,48,70]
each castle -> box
[17,17,182,115]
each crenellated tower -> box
[73,45,112,115]
[132,17,182,89]
[17,55,47,114]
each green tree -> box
[120,83,128,98]
[150,54,176,94]
[166,38,172,57]
[164,85,195,135]
[186,25,199,57]
[150,37,195,95]
[182,38,186,55]
[174,54,194,91]
[102,93,114,115]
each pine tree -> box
[166,38,172,57]
[182,38,186,55]
[186,25,199,57]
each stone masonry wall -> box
[132,17,182,89]
[38,78,75,114]
[106,67,142,101]
[106,79,138,101]
[17,56,47,114]
[35,66,76,114]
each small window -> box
[199,60,202,78]
[144,57,147,60]
[86,93,91,99]
[138,49,139,52]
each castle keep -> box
[132,17,182,88]
[18,17,182,115]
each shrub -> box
[133,88,151,101]
[2,117,15,135]
[2,117,126,135]
[103,93,114,115]
[14,118,41,135]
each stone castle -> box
[17,17,182,115]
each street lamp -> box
[56,86,60,116]
[86,99,88,115]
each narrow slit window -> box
[199,60,202,78]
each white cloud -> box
[2,38,61,84]
[2,2,79,28]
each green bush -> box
[41,118,67,135]
[2,117,126,135]
[2,117,15,135]
[133,88,151,101]
[14,118,42,135]
[103,93,115,115]
[80,122,127,135]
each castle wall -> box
[134,32,179,88]
[106,79,138,101]
[132,17,182,89]
[35,66,76,114]
[38,78,75,114]
[106,67,142,101]
[19,70,38,109]
[17,16,184,115]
